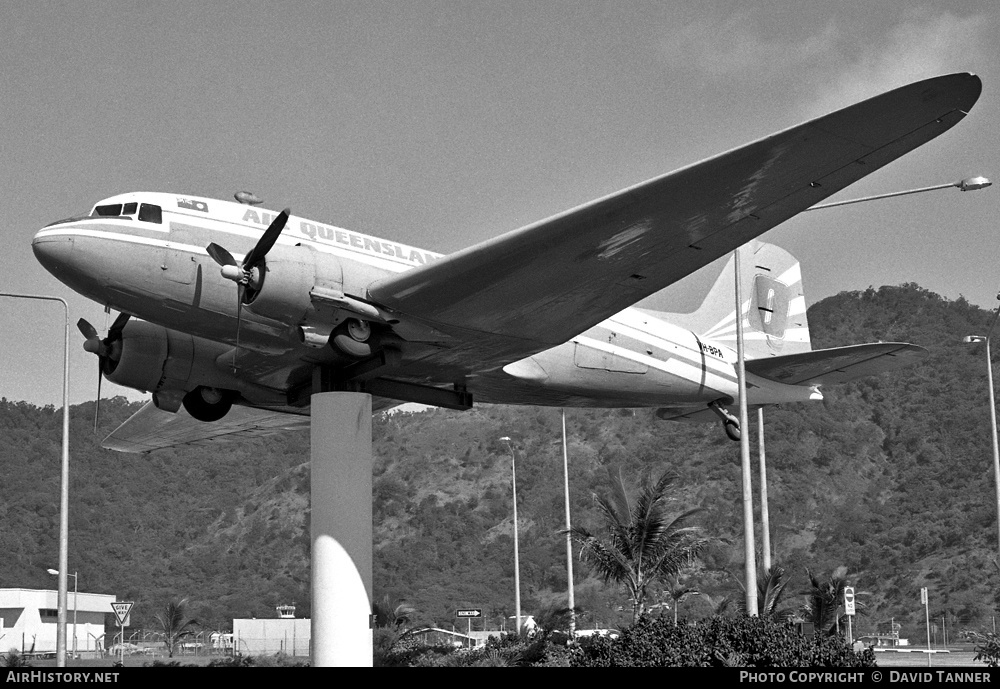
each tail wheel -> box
[183,386,235,422]
[724,420,741,442]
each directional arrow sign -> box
[112,601,133,626]
[456,609,482,618]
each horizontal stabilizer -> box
[744,342,927,386]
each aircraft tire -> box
[724,420,741,442]
[183,386,235,422]
[332,333,372,358]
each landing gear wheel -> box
[183,386,235,422]
[724,420,741,442]
[331,318,375,358]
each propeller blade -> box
[108,312,130,338]
[233,283,246,372]
[243,207,290,270]
[206,242,239,268]
[77,318,98,341]
[94,359,103,434]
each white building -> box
[0,588,116,655]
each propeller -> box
[206,208,290,370]
[77,311,130,432]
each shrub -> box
[975,632,1000,667]
[1,651,31,668]
[573,615,876,667]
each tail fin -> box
[658,241,810,358]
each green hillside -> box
[1,283,997,645]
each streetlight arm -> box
[807,177,991,211]
[2,293,71,667]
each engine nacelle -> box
[105,320,215,395]
[245,244,341,324]
[105,320,170,392]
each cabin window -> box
[94,204,123,217]
[138,203,162,224]
[122,202,137,215]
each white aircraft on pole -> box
[32,73,982,451]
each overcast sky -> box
[1,1,996,406]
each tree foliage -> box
[2,283,999,640]
[569,469,706,623]
[154,598,197,658]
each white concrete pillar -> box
[310,392,373,667]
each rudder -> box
[656,241,811,359]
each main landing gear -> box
[709,401,741,442]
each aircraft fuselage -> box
[33,191,818,416]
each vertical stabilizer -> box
[657,241,811,359]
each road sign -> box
[844,587,855,616]
[921,587,928,605]
[112,601,133,627]
[456,609,482,618]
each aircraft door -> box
[163,225,199,285]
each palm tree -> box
[372,595,422,664]
[533,601,584,638]
[730,563,794,621]
[665,579,700,624]
[568,468,706,624]
[801,566,864,636]
[154,597,197,658]
[372,594,416,630]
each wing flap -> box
[102,401,310,453]
[744,342,928,386]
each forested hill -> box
[1,283,998,643]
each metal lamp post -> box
[963,295,1000,557]
[736,175,992,609]
[561,411,575,636]
[47,569,77,657]
[1,293,71,666]
[499,437,522,634]
[733,246,758,615]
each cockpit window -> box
[91,201,161,223]
[95,204,123,217]
[138,203,162,224]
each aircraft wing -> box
[368,73,980,377]
[102,401,311,453]
[744,342,928,386]
[103,396,405,452]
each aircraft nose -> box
[32,230,75,278]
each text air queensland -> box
[240,209,439,266]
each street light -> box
[733,247,758,616]
[963,294,1000,558]
[742,176,992,609]
[0,293,71,666]
[806,176,991,211]
[499,437,522,634]
[561,411,576,636]
[47,569,77,657]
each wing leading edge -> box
[368,73,981,378]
